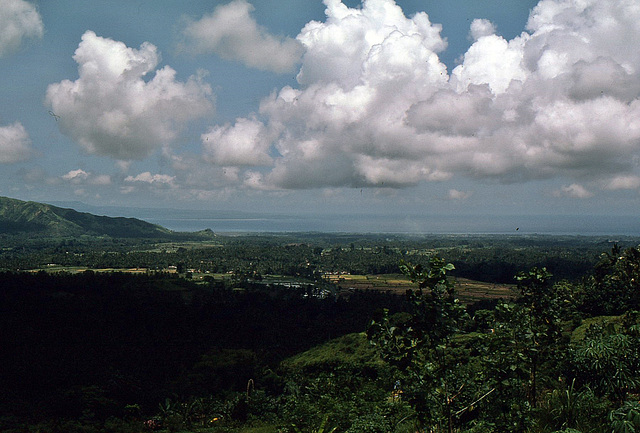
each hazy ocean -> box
[49,202,639,236]
[141,212,640,236]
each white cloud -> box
[296,0,446,88]
[115,160,133,172]
[448,189,473,200]
[0,121,34,163]
[46,31,213,160]
[61,169,112,185]
[199,0,640,193]
[204,0,449,189]
[603,175,640,190]
[166,153,246,195]
[202,117,273,166]
[451,32,529,94]
[181,0,303,73]
[62,169,89,182]
[469,19,496,41]
[553,183,593,198]
[125,172,176,186]
[243,170,270,190]
[0,0,43,57]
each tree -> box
[514,267,565,407]
[368,257,479,432]
[581,245,640,315]
[481,267,570,432]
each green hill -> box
[281,332,384,373]
[0,196,213,239]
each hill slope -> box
[0,196,211,239]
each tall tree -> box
[368,257,480,432]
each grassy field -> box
[34,265,152,274]
[30,265,515,303]
[327,273,516,303]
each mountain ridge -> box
[0,196,214,239]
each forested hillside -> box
[2,235,640,433]
[0,196,214,240]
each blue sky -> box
[2,0,640,224]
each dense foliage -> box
[1,232,629,283]
[2,235,640,432]
[0,196,197,239]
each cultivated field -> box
[327,273,516,303]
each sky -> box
[1,0,640,223]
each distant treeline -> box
[1,233,633,283]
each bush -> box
[610,401,640,433]
[345,413,390,433]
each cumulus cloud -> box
[0,0,43,57]
[452,33,528,94]
[199,0,640,193]
[553,183,593,199]
[202,117,273,166]
[181,0,303,73]
[469,19,496,41]
[0,122,34,163]
[46,31,213,160]
[205,0,449,187]
[62,169,112,185]
[125,172,176,186]
[62,169,90,182]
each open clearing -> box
[33,266,515,303]
[327,273,516,303]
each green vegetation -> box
[282,333,383,372]
[1,201,640,432]
[0,196,214,240]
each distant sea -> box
[48,202,640,236]
[142,212,640,236]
